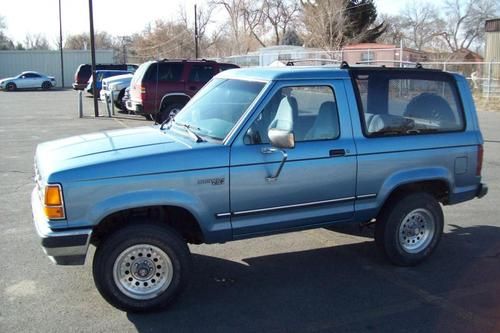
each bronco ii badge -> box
[197,177,225,185]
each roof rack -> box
[285,58,342,66]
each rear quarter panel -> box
[343,74,483,222]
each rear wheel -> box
[375,192,443,266]
[93,223,191,312]
[41,81,52,90]
[157,103,183,124]
[6,82,16,91]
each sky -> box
[1,0,416,47]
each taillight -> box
[140,85,146,101]
[476,144,483,176]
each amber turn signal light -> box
[43,184,65,219]
[45,185,63,206]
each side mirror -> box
[268,128,295,149]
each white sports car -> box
[0,71,57,91]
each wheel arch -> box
[90,204,205,246]
[376,175,452,220]
[159,93,190,110]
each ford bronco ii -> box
[32,65,487,311]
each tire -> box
[41,81,52,90]
[92,223,191,312]
[375,192,443,266]
[114,89,126,110]
[5,82,16,91]
[157,103,183,124]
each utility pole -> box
[88,0,99,117]
[58,0,64,87]
[194,4,199,59]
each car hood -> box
[35,125,228,182]
[104,74,133,84]
[0,76,16,82]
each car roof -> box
[94,70,131,73]
[216,66,351,81]
[20,71,41,75]
[216,65,447,82]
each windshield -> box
[171,78,265,141]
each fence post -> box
[487,61,492,100]
[110,90,115,115]
[78,90,83,118]
[105,93,112,117]
[443,62,447,72]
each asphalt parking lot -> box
[0,90,499,333]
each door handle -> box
[261,147,288,182]
[329,149,346,157]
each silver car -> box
[0,71,56,91]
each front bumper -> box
[127,100,144,114]
[31,188,92,265]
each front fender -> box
[87,189,217,240]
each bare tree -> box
[263,0,300,45]
[64,31,114,50]
[128,20,193,61]
[24,33,50,50]
[242,1,267,47]
[0,15,15,50]
[301,0,348,51]
[377,14,405,45]
[211,0,248,53]
[400,2,444,51]
[441,0,499,52]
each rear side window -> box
[158,63,183,82]
[189,64,215,82]
[79,65,91,77]
[352,70,465,137]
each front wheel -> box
[92,223,191,312]
[41,81,52,90]
[375,192,443,266]
[5,82,16,91]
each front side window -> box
[353,71,465,137]
[245,86,340,145]
[172,79,265,141]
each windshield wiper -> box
[175,121,206,143]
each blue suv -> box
[31,65,487,312]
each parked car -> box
[99,73,134,110]
[86,70,132,96]
[127,59,239,121]
[0,71,56,91]
[73,63,137,90]
[31,65,487,312]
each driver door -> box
[229,80,357,237]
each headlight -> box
[43,184,66,220]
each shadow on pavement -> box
[127,224,500,333]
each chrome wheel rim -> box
[113,244,173,300]
[398,208,435,254]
